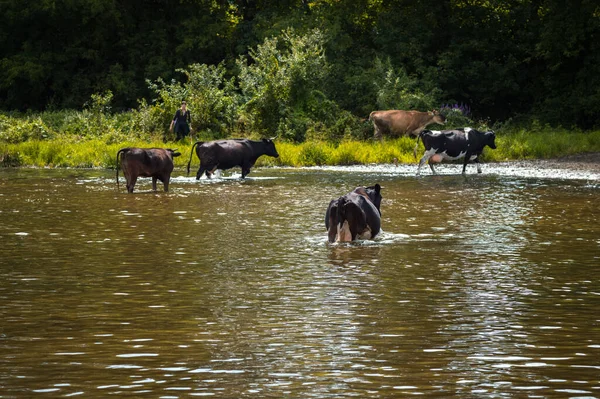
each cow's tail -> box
[186,141,203,175]
[115,148,129,190]
[413,132,423,160]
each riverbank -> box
[1,129,600,169]
[508,152,600,173]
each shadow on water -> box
[0,165,599,397]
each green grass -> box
[486,128,600,161]
[2,129,600,168]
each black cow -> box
[414,128,497,175]
[116,147,181,193]
[325,184,382,243]
[187,138,279,179]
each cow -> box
[325,184,382,243]
[116,147,181,193]
[369,109,446,140]
[414,128,497,175]
[186,138,279,179]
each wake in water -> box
[171,171,283,183]
[306,229,410,247]
[304,163,600,181]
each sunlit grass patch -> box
[487,129,600,161]
[1,128,600,168]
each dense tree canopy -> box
[1,0,599,129]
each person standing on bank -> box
[170,101,192,141]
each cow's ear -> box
[374,183,381,193]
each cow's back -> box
[121,148,172,177]
[371,110,407,135]
[421,130,467,151]
[371,110,432,137]
[198,140,249,168]
[120,148,146,176]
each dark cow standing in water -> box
[414,128,497,175]
[369,109,446,140]
[187,138,279,179]
[325,184,383,243]
[116,147,181,193]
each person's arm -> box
[187,111,192,130]
[169,110,179,131]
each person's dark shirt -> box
[173,109,191,125]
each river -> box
[1,163,599,398]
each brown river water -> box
[1,163,599,398]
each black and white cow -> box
[414,128,497,175]
[325,184,382,243]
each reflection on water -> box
[1,166,599,398]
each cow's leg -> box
[462,153,472,175]
[374,125,382,141]
[417,149,435,176]
[196,165,206,180]
[411,127,425,138]
[326,201,339,243]
[163,177,170,192]
[127,176,137,193]
[428,161,437,175]
[203,165,217,179]
[241,167,251,178]
[475,158,482,173]
[152,177,158,191]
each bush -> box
[0,114,54,143]
[373,57,442,111]
[439,103,474,129]
[0,144,22,166]
[237,29,329,140]
[298,141,331,166]
[146,63,239,139]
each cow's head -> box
[484,131,497,149]
[365,184,383,214]
[167,148,182,158]
[262,138,280,158]
[431,110,446,125]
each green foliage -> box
[147,63,239,139]
[486,125,600,162]
[237,28,330,140]
[0,113,54,143]
[298,141,331,166]
[372,58,442,111]
[275,137,444,167]
[0,0,236,111]
[2,0,600,143]
[442,109,473,129]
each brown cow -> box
[369,110,446,140]
[116,147,181,193]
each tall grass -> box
[2,130,600,168]
[487,128,600,161]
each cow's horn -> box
[270,135,279,141]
